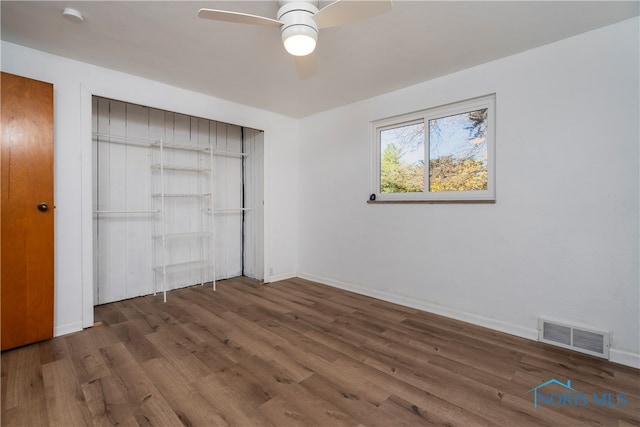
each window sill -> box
[367,199,495,204]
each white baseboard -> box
[54,321,83,337]
[297,272,640,370]
[610,349,640,369]
[297,272,538,341]
[266,271,297,283]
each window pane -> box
[380,122,425,193]
[429,109,488,192]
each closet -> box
[92,97,263,304]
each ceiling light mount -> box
[62,7,84,23]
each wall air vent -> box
[538,319,609,359]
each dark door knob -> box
[37,203,49,212]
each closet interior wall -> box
[92,97,263,305]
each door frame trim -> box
[80,85,94,328]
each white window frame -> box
[371,94,496,202]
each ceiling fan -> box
[198,0,393,57]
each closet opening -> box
[92,97,264,305]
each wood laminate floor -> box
[2,277,639,426]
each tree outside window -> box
[373,95,495,202]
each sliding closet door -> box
[93,97,260,304]
[243,128,264,281]
[93,98,153,304]
[213,123,243,279]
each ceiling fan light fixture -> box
[198,0,393,61]
[282,26,317,56]
[278,2,319,57]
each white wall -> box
[1,41,299,335]
[297,18,640,367]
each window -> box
[372,95,495,202]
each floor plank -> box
[42,358,93,426]
[2,277,638,426]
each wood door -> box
[1,72,54,350]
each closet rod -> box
[211,150,250,158]
[93,132,158,146]
[94,132,249,158]
[94,210,159,214]
[213,208,253,213]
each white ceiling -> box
[2,1,638,118]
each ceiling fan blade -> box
[295,53,318,79]
[198,8,283,27]
[313,0,392,29]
